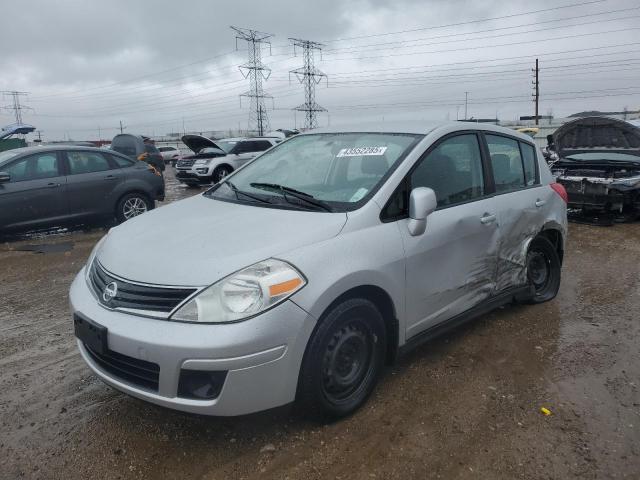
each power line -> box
[289,38,327,130]
[231,26,274,135]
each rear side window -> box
[5,153,60,182]
[157,147,176,152]
[67,151,112,175]
[486,135,525,193]
[520,142,538,186]
[110,154,134,168]
[251,140,273,151]
[411,134,485,207]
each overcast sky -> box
[1,0,639,140]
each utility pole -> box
[2,91,32,124]
[119,120,125,134]
[289,38,327,130]
[231,26,274,135]
[464,92,469,121]
[532,58,540,125]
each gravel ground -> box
[1,170,638,479]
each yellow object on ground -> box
[540,407,552,416]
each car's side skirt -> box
[398,285,532,357]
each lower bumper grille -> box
[85,344,160,392]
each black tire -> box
[298,298,387,419]
[212,165,232,184]
[115,193,152,224]
[523,236,561,304]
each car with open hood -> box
[175,135,279,186]
[549,116,640,222]
[70,121,567,418]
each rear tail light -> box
[550,182,568,203]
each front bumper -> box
[175,170,210,184]
[70,269,316,416]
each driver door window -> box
[5,153,60,182]
[411,134,485,207]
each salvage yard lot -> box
[1,170,638,479]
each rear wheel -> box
[524,236,561,304]
[298,298,386,419]
[116,193,152,224]
[212,165,232,184]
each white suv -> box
[176,136,280,185]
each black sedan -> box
[0,145,165,234]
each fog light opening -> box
[177,370,227,400]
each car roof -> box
[307,120,536,142]
[4,145,111,155]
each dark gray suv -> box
[0,146,165,234]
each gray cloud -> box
[1,0,639,139]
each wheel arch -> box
[309,284,399,365]
[538,224,564,265]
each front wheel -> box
[116,193,152,224]
[298,298,386,419]
[212,165,232,184]
[523,236,561,304]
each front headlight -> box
[194,159,211,166]
[170,259,306,323]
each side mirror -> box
[408,187,437,236]
[0,172,10,184]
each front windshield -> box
[217,140,237,153]
[565,152,640,161]
[210,132,421,211]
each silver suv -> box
[176,136,280,185]
[70,122,567,418]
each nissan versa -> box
[70,122,568,418]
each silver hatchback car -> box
[70,122,568,418]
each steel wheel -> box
[321,322,373,402]
[523,236,561,304]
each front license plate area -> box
[74,314,108,355]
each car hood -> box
[554,116,640,159]
[96,194,348,286]
[181,134,224,154]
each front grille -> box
[177,159,195,168]
[89,261,197,315]
[85,344,160,391]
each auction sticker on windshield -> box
[336,146,388,157]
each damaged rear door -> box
[396,132,500,339]
[484,134,548,291]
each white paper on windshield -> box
[336,146,388,157]
[349,188,369,202]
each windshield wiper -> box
[223,180,271,204]
[250,182,333,212]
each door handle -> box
[535,199,546,208]
[480,213,497,224]
[47,182,60,188]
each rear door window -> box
[5,153,61,182]
[519,142,538,186]
[486,135,526,193]
[67,151,113,175]
[109,154,135,168]
[250,140,273,152]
